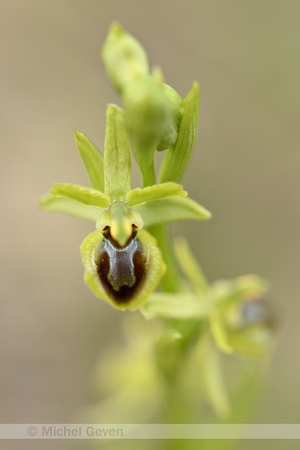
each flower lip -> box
[95,230,146,305]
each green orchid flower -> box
[141,238,274,417]
[142,237,273,358]
[39,105,211,310]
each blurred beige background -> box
[1,1,300,449]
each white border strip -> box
[0,424,300,439]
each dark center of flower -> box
[95,230,146,305]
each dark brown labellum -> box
[95,231,146,305]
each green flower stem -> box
[149,224,180,293]
[141,159,156,188]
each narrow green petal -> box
[159,82,200,183]
[38,193,103,221]
[141,292,214,320]
[126,182,187,207]
[104,105,131,201]
[50,183,111,208]
[74,130,104,192]
[134,196,211,227]
[210,314,234,354]
[174,237,209,295]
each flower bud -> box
[156,84,183,151]
[124,76,171,179]
[101,23,149,94]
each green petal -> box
[141,292,214,320]
[74,130,104,192]
[134,196,211,227]
[80,229,166,311]
[50,183,111,208]
[159,82,200,183]
[38,193,103,221]
[210,314,234,354]
[104,105,131,201]
[174,237,209,295]
[126,182,187,207]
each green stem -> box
[149,224,181,293]
[141,160,156,187]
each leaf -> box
[134,196,211,227]
[38,193,103,221]
[74,130,104,192]
[104,105,131,201]
[159,82,200,183]
[50,183,111,208]
[141,292,214,320]
[126,182,187,207]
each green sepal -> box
[104,105,131,201]
[74,130,104,192]
[141,292,214,320]
[159,82,200,183]
[38,193,103,221]
[210,313,234,354]
[134,196,211,227]
[227,324,275,359]
[101,22,149,95]
[126,182,187,207]
[50,183,111,208]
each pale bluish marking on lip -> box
[103,236,140,291]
